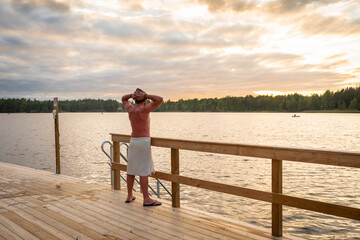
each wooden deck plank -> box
[20,206,93,240]
[66,198,184,240]
[4,194,96,240]
[2,175,194,239]
[0,162,302,240]
[27,182,225,240]
[10,175,263,240]
[45,182,266,238]
[33,205,110,240]
[44,203,137,240]
[0,166,270,240]
[2,211,58,240]
[0,214,39,240]
[12,208,73,240]
[49,199,150,240]
[95,189,273,240]
[11,187,165,240]
[81,199,215,240]
[0,162,270,239]
[86,192,255,240]
[0,222,22,240]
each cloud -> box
[197,0,226,12]
[325,53,347,60]
[352,68,360,74]
[130,3,143,11]
[11,0,71,13]
[262,0,343,15]
[197,0,344,14]
[92,18,152,40]
[0,78,49,93]
[197,0,259,13]
[1,35,27,46]
[297,14,360,36]
[0,0,86,37]
[0,0,359,100]
[316,59,350,70]
[196,0,360,36]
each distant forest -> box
[1,86,359,113]
[0,99,120,113]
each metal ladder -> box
[101,141,171,198]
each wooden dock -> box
[0,162,302,240]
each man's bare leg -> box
[140,176,162,206]
[126,175,136,202]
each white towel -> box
[127,137,155,176]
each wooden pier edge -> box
[111,133,360,237]
[0,162,303,240]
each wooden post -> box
[113,141,120,190]
[53,98,60,174]
[272,159,283,237]
[171,148,180,207]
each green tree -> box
[349,97,359,110]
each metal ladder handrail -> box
[101,141,171,198]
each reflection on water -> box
[0,112,360,239]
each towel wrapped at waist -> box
[127,137,155,176]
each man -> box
[121,88,163,206]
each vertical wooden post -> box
[171,148,180,207]
[53,98,60,174]
[113,141,120,190]
[272,159,283,237]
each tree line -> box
[155,86,360,112]
[0,98,121,113]
[1,86,359,113]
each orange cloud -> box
[298,14,360,36]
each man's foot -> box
[125,196,136,203]
[143,200,162,207]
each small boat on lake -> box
[292,114,300,117]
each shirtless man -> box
[121,88,163,206]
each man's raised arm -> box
[122,93,133,111]
[144,94,163,112]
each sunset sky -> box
[1,0,360,100]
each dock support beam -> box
[171,148,180,207]
[53,97,60,174]
[272,159,283,237]
[113,141,120,190]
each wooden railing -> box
[110,133,360,237]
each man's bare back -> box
[122,89,163,137]
[128,106,151,137]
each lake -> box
[0,112,359,239]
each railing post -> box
[113,141,120,190]
[272,159,283,237]
[171,148,180,207]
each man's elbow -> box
[121,95,127,103]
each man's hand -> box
[132,89,146,101]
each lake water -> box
[0,112,359,239]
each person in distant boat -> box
[121,88,163,207]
